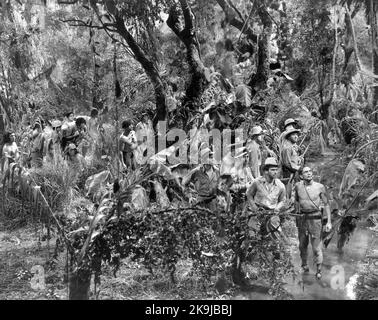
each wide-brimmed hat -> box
[283,128,300,139]
[200,146,216,164]
[284,118,296,128]
[68,143,77,150]
[51,120,62,128]
[250,125,263,136]
[263,157,278,170]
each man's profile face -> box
[289,133,298,143]
[203,164,212,171]
[256,134,264,143]
[301,167,313,181]
[218,178,231,192]
[267,167,278,179]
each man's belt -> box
[299,211,322,220]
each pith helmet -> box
[263,157,278,170]
[68,143,77,150]
[284,118,296,128]
[283,128,300,139]
[51,120,62,128]
[250,125,263,136]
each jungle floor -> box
[0,147,377,300]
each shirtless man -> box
[61,111,79,150]
[1,132,20,173]
[293,166,332,279]
[119,120,137,170]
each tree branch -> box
[216,0,258,43]
[60,18,117,31]
[227,0,245,24]
[57,0,79,4]
[179,0,194,32]
[166,7,184,41]
[91,8,136,58]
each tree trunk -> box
[0,114,4,151]
[371,0,378,112]
[114,16,167,129]
[345,6,362,71]
[215,0,258,43]
[182,39,209,111]
[167,0,210,128]
[248,4,272,92]
[249,33,270,92]
[69,268,91,300]
[0,94,12,123]
[341,11,356,85]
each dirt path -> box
[0,226,67,300]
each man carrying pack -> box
[293,166,332,279]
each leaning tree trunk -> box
[248,4,272,93]
[182,38,208,112]
[114,16,167,130]
[0,114,4,152]
[69,267,91,300]
[248,33,270,92]
[167,0,210,129]
[341,11,356,90]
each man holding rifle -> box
[281,127,303,198]
[293,166,332,279]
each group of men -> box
[247,119,332,279]
[1,112,334,279]
[180,118,332,280]
[1,108,101,174]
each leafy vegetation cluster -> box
[1,0,378,300]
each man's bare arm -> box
[245,181,258,210]
[320,185,331,223]
[293,183,300,213]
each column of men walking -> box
[1,113,333,280]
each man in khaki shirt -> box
[245,158,287,240]
[246,157,286,213]
[278,118,297,149]
[247,126,263,179]
[280,128,303,179]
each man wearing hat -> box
[246,157,286,240]
[46,120,63,161]
[280,127,303,182]
[30,121,45,167]
[182,147,220,209]
[246,157,286,213]
[61,111,79,150]
[278,118,297,149]
[293,166,332,279]
[247,126,264,179]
